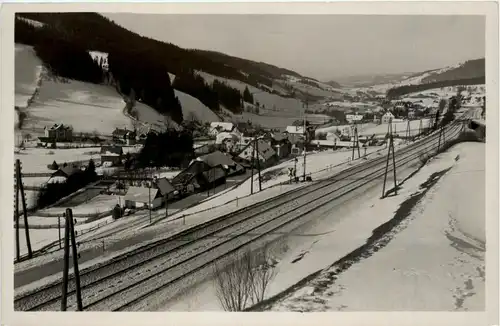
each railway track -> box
[14,116,468,312]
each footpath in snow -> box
[267,142,485,312]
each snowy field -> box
[39,194,123,216]
[196,71,305,117]
[22,77,133,135]
[15,44,43,108]
[174,90,220,123]
[14,147,102,174]
[269,142,485,311]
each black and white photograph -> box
[1,2,498,324]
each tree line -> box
[16,13,307,95]
[172,70,245,114]
[134,130,194,169]
[15,16,184,124]
[37,160,98,209]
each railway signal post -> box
[381,121,398,198]
[60,208,83,311]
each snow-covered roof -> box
[198,150,239,169]
[100,145,123,156]
[286,126,305,134]
[124,186,158,203]
[215,132,240,144]
[156,177,175,195]
[210,122,234,132]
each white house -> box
[209,122,241,137]
[345,113,364,123]
[238,139,277,167]
[286,125,306,135]
[382,112,395,124]
[123,186,163,210]
[326,132,341,142]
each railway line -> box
[14,114,469,312]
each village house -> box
[286,125,306,135]
[215,132,240,153]
[155,177,177,200]
[123,186,163,210]
[100,145,123,166]
[269,133,291,159]
[197,150,245,176]
[209,122,241,137]
[381,111,395,124]
[171,159,227,194]
[326,132,341,142]
[48,165,82,184]
[44,123,73,142]
[238,139,278,168]
[112,127,136,145]
[345,113,364,124]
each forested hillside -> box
[15,12,324,124]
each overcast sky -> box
[103,14,485,81]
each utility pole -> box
[437,125,444,153]
[351,123,360,160]
[60,208,83,311]
[405,119,411,141]
[303,95,308,181]
[250,136,256,194]
[165,194,168,219]
[385,121,390,148]
[15,162,20,262]
[381,120,398,198]
[419,119,423,137]
[148,180,152,224]
[255,136,262,192]
[58,215,62,249]
[15,159,32,261]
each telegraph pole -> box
[15,162,20,262]
[15,159,32,260]
[302,95,308,181]
[60,208,83,311]
[405,119,411,140]
[255,136,262,192]
[351,123,360,160]
[382,120,398,198]
[250,136,256,194]
[148,180,152,224]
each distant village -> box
[30,86,482,214]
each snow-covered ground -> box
[39,194,123,216]
[316,118,433,138]
[22,77,133,135]
[17,215,115,257]
[174,90,220,123]
[269,142,485,311]
[156,141,484,311]
[14,147,101,174]
[15,44,43,109]
[196,71,305,117]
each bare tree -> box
[213,246,277,311]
